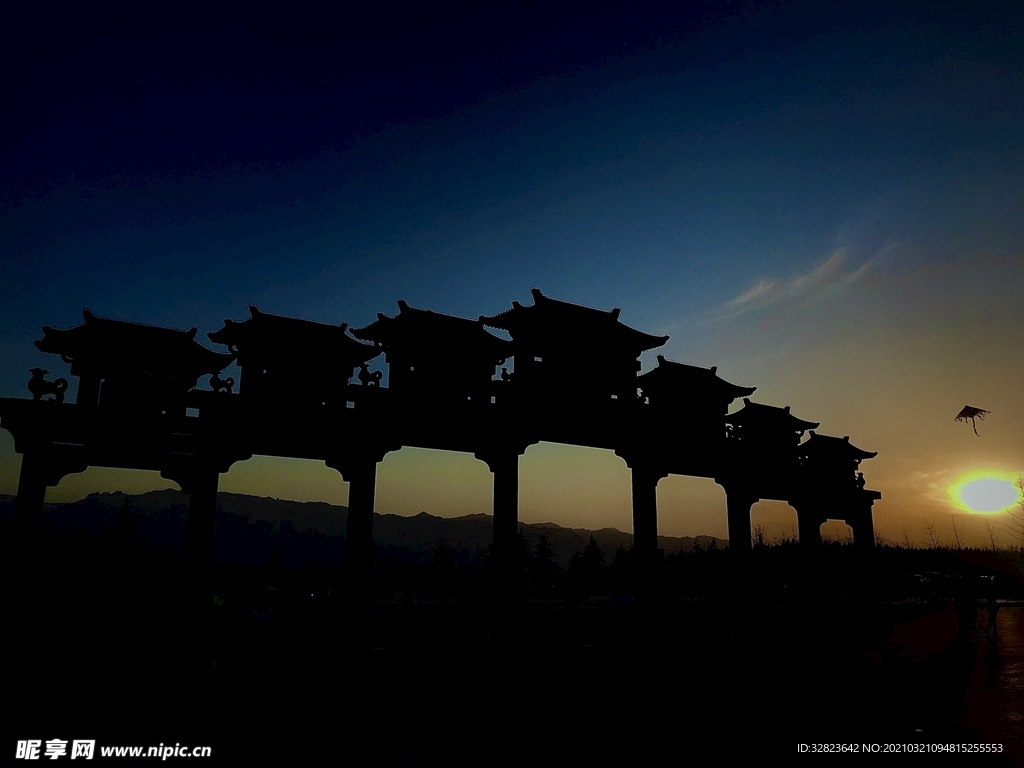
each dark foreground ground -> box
[4,528,1023,764]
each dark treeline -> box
[5,497,1023,763]
[6,494,1021,630]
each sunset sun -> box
[950,473,1021,514]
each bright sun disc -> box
[950,474,1020,513]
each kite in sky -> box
[955,405,991,436]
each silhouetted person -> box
[985,594,1000,636]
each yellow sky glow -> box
[949,472,1021,514]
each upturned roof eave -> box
[801,433,878,460]
[37,312,236,374]
[638,359,756,398]
[724,400,820,430]
[353,301,511,354]
[482,303,668,353]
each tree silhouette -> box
[107,496,143,560]
[530,532,560,595]
[1002,474,1024,553]
[515,526,533,570]
[429,536,459,597]
[568,535,607,596]
[610,545,633,593]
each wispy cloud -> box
[730,278,780,307]
[712,245,891,323]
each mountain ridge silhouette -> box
[0,490,726,568]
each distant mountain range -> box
[0,491,726,569]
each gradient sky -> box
[1,2,1021,546]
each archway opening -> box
[657,475,728,544]
[48,465,176,503]
[376,446,493,519]
[38,466,183,549]
[750,500,799,547]
[820,520,854,544]
[221,455,348,507]
[520,442,631,533]
[217,455,351,569]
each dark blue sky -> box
[1,2,1021,541]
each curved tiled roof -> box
[724,399,820,431]
[798,431,877,460]
[638,355,756,402]
[352,300,511,362]
[481,288,668,354]
[36,309,234,379]
[208,306,379,365]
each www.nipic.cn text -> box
[16,740,212,760]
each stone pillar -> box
[475,444,532,601]
[795,504,824,547]
[327,450,391,618]
[77,376,101,408]
[722,487,758,553]
[14,447,87,536]
[184,468,220,566]
[14,451,48,533]
[185,467,219,675]
[848,515,874,547]
[8,446,84,675]
[478,451,520,563]
[631,465,666,560]
[161,458,237,676]
[330,456,379,573]
[846,493,879,548]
